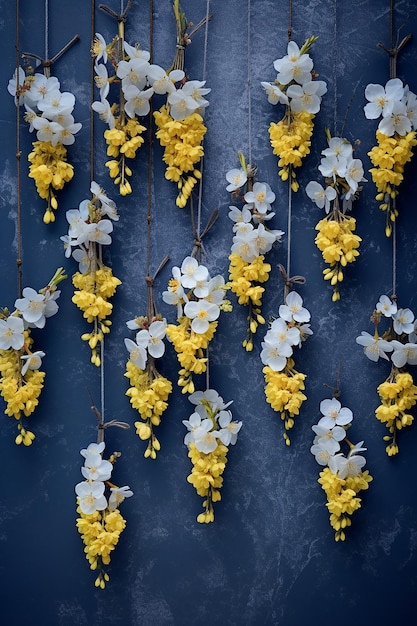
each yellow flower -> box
[376,369,417,455]
[187,442,228,523]
[269,110,314,190]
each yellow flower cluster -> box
[166,318,217,394]
[318,467,373,541]
[125,361,172,459]
[0,330,44,446]
[368,129,417,236]
[376,370,417,456]
[315,213,361,302]
[187,441,228,523]
[104,118,146,196]
[268,111,314,191]
[72,265,121,366]
[28,140,74,223]
[76,505,126,589]
[263,358,307,445]
[154,105,205,208]
[228,252,269,351]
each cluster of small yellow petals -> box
[72,265,121,366]
[228,253,269,350]
[154,105,206,208]
[28,140,74,223]
[165,318,217,394]
[125,361,172,459]
[187,442,228,523]
[318,467,373,541]
[0,331,44,445]
[315,213,361,302]
[76,504,126,588]
[375,370,417,456]
[104,117,146,195]
[268,111,314,191]
[368,130,417,235]
[263,358,307,445]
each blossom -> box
[182,411,203,446]
[376,294,397,318]
[180,257,209,290]
[14,287,48,328]
[91,98,115,129]
[116,57,150,90]
[80,441,105,458]
[356,331,393,362]
[75,480,107,515]
[217,410,242,446]
[260,338,289,371]
[225,168,247,191]
[273,40,314,85]
[318,154,347,181]
[183,299,220,334]
[167,89,198,120]
[379,100,412,137]
[81,452,113,482]
[305,181,336,212]
[344,158,365,197]
[287,80,327,114]
[0,315,25,350]
[192,419,219,454]
[94,63,110,100]
[123,85,154,118]
[108,486,133,510]
[318,397,353,429]
[310,440,333,466]
[390,340,417,368]
[260,82,288,105]
[244,182,275,214]
[279,291,311,323]
[393,308,415,335]
[20,350,46,376]
[135,320,167,359]
[181,80,211,110]
[92,32,108,64]
[311,423,346,455]
[329,450,367,479]
[124,337,147,369]
[364,78,404,120]
[268,316,301,347]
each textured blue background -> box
[1,1,417,624]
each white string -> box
[392,208,397,297]
[247,0,252,165]
[196,0,210,239]
[100,335,105,421]
[286,184,292,278]
[333,0,337,137]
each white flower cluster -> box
[261,40,327,114]
[356,294,417,368]
[162,256,228,334]
[364,77,417,137]
[182,389,242,454]
[306,135,366,213]
[124,319,167,371]
[92,33,210,126]
[311,397,368,479]
[75,441,133,515]
[260,291,313,371]
[61,181,118,272]
[8,67,82,145]
[226,167,284,263]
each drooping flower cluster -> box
[124,315,172,459]
[356,294,417,455]
[261,291,312,444]
[226,155,284,351]
[75,441,133,589]
[0,268,65,445]
[182,389,241,523]
[8,67,82,223]
[262,37,327,191]
[61,181,121,366]
[162,256,231,394]
[306,133,365,301]
[311,397,373,541]
[364,77,417,235]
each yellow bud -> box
[51,196,58,210]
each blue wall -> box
[1,1,417,624]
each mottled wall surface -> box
[1,1,417,625]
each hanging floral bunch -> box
[226,153,284,351]
[75,441,133,589]
[182,389,241,523]
[261,36,327,191]
[305,132,365,302]
[61,181,121,366]
[124,314,173,459]
[260,290,312,445]
[162,256,231,395]
[311,396,373,541]
[363,78,417,236]
[153,0,210,209]
[91,31,155,196]
[8,66,82,224]
[0,268,66,445]
[356,294,417,456]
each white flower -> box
[167,89,198,120]
[188,389,232,413]
[322,137,353,160]
[79,219,114,246]
[180,257,209,289]
[14,287,48,328]
[0,315,24,350]
[181,80,211,110]
[268,316,301,347]
[193,419,219,454]
[310,440,333,466]
[390,340,417,368]
[8,66,28,105]
[217,410,242,446]
[92,33,108,64]
[378,100,412,137]
[253,223,282,256]
[123,41,151,61]
[81,452,113,482]
[318,398,353,429]
[162,267,188,318]
[226,168,247,192]
[244,182,275,214]
[231,226,258,263]
[228,205,252,228]
[261,81,289,105]
[311,423,346,455]
[27,73,60,104]
[37,89,75,118]
[273,40,314,86]
[123,85,154,118]
[31,117,62,145]
[92,98,115,129]
[318,155,347,181]
[329,450,366,479]
[147,65,178,94]
[364,78,404,120]
[404,89,417,129]
[75,480,107,515]
[356,331,393,362]
[376,295,397,318]
[344,158,365,197]
[135,320,167,359]
[182,412,203,446]
[94,63,110,100]
[124,337,147,369]
[108,486,133,510]
[80,441,106,458]
[305,181,337,213]
[20,350,45,376]
[287,80,327,114]
[183,299,220,334]
[116,57,150,90]
[260,338,289,371]
[393,308,415,335]
[72,246,94,274]
[279,291,310,323]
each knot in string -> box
[278,263,306,297]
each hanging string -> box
[247,0,252,167]
[332,0,338,137]
[90,0,96,180]
[15,0,23,298]
[285,0,294,286]
[45,0,49,67]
